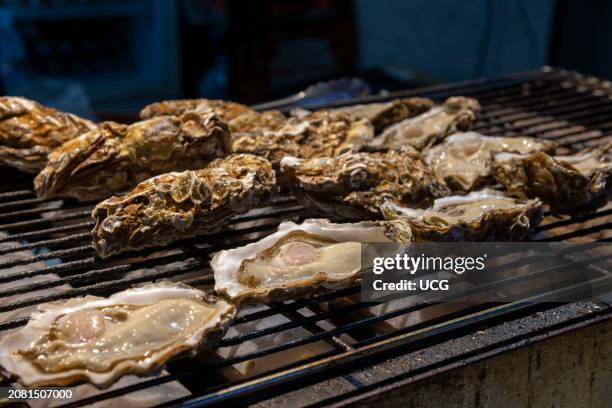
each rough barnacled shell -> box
[227,110,287,134]
[0,282,235,388]
[333,97,434,133]
[0,96,95,173]
[372,96,480,150]
[425,132,557,192]
[139,98,252,121]
[491,142,612,215]
[232,110,374,168]
[91,154,276,258]
[212,219,408,303]
[34,111,230,201]
[382,189,543,241]
[280,147,449,220]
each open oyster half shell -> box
[425,132,556,193]
[280,147,449,220]
[91,154,276,258]
[34,111,231,201]
[382,189,543,241]
[212,219,409,303]
[0,282,235,388]
[371,96,480,150]
[491,142,612,215]
[0,96,96,173]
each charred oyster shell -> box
[0,97,95,173]
[333,97,434,133]
[491,142,612,215]
[0,282,235,388]
[372,96,480,150]
[382,189,543,241]
[34,111,231,201]
[212,219,406,303]
[91,154,276,258]
[280,147,449,220]
[231,110,374,168]
[425,132,556,192]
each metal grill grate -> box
[0,67,611,407]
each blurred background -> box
[0,0,605,121]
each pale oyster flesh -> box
[382,189,543,241]
[0,96,96,173]
[491,142,612,215]
[425,132,556,192]
[280,147,449,220]
[371,96,480,150]
[91,154,276,258]
[212,219,405,303]
[0,282,235,388]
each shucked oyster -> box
[34,111,230,201]
[232,110,374,168]
[425,132,556,193]
[280,147,449,220]
[491,142,612,215]
[92,154,276,258]
[333,97,434,133]
[372,96,480,150]
[0,282,235,388]
[382,189,543,241]
[212,219,405,303]
[0,96,95,173]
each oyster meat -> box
[280,147,449,220]
[0,96,95,173]
[372,96,480,150]
[333,97,433,133]
[34,111,230,201]
[232,110,374,168]
[0,282,235,388]
[382,189,543,241]
[491,142,612,215]
[91,154,276,258]
[425,132,556,192]
[212,219,405,303]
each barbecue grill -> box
[0,67,611,407]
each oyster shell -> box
[139,98,252,121]
[34,111,230,201]
[212,219,405,303]
[231,110,374,168]
[491,142,612,215]
[372,96,480,150]
[382,189,543,241]
[280,147,449,220]
[91,154,276,258]
[0,282,235,388]
[425,132,556,192]
[0,96,95,173]
[333,97,434,133]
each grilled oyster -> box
[140,98,252,121]
[91,154,276,258]
[34,111,230,201]
[425,132,556,193]
[382,189,543,241]
[232,110,374,168]
[333,97,434,133]
[212,219,407,303]
[280,147,449,220]
[491,142,612,215]
[0,282,235,388]
[372,96,480,150]
[0,96,95,173]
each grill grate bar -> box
[0,209,91,231]
[0,232,91,256]
[0,221,94,243]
